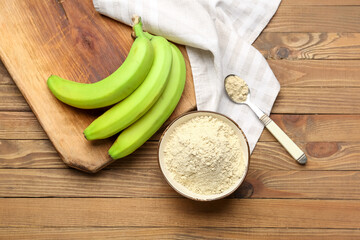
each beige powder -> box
[163,115,246,195]
[225,75,249,103]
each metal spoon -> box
[224,75,307,165]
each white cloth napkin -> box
[93,0,281,152]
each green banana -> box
[47,21,154,109]
[108,43,186,159]
[84,36,173,140]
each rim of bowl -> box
[157,110,250,201]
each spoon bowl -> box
[224,74,265,118]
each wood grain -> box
[272,88,360,114]
[0,140,66,169]
[266,6,360,32]
[0,139,155,169]
[1,0,360,238]
[282,0,360,5]
[0,112,47,139]
[1,198,360,228]
[0,168,359,199]
[2,140,360,171]
[3,58,360,115]
[1,227,360,240]
[269,60,360,87]
[0,168,173,198]
[3,86,360,114]
[252,142,360,171]
[0,169,359,199]
[246,170,360,199]
[4,56,360,88]
[3,112,360,143]
[255,33,360,60]
[0,61,12,85]
[0,85,29,111]
[0,0,195,172]
[3,51,360,93]
[260,115,360,142]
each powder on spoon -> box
[163,115,246,195]
[225,75,249,103]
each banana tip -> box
[46,75,53,84]
[83,132,89,141]
[108,153,115,160]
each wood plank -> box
[269,60,360,87]
[0,168,173,198]
[245,170,360,199]
[3,58,360,99]
[1,140,360,171]
[255,33,360,60]
[252,142,360,171]
[0,112,47,139]
[1,169,359,199]
[2,86,360,114]
[2,113,360,143]
[272,88,360,114]
[1,227,359,240]
[4,59,360,89]
[0,61,12,85]
[0,85,29,111]
[4,58,360,93]
[266,6,360,32]
[282,0,360,5]
[260,115,360,142]
[0,140,158,169]
[4,60,360,115]
[1,198,360,228]
[0,140,66,168]
[0,60,360,92]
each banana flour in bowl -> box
[158,111,250,201]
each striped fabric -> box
[93,0,281,152]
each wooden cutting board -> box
[0,0,196,173]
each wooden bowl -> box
[158,111,250,201]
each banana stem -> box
[132,15,145,38]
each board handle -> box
[260,115,307,165]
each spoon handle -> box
[260,115,307,165]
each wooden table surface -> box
[1,0,360,239]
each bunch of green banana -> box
[47,16,186,160]
[109,42,186,159]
